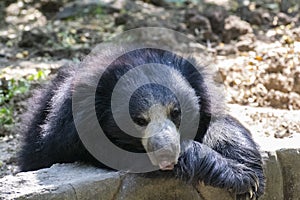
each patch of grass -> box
[0,78,31,105]
[93,5,104,16]
[0,106,13,125]
[0,69,49,132]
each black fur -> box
[18,48,264,199]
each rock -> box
[276,12,293,26]
[55,0,125,19]
[121,2,183,31]
[238,6,272,26]
[18,28,52,48]
[280,0,291,13]
[223,15,253,43]
[115,174,202,200]
[289,92,300,109]
[0,163,122,200]
[216,43,237,55]
[39,0,63,19]
[184,8,197,20]
[265,63,285,73]
[186,14,212,33]
[115,13,131,26]
[145,0,170,7]
[0,3,5,27]
[260,151,284,200]
[0,163,238,200]
[263,74,292,93]
[2,146,300,199]
[197,183,234,200]
[2,103,300,200]
[260,11,273,25]
[202,31,220,42]
[293,27,300,40]
[274,129,291,138]
[236,40,255,51]
[265,90,290,109]
[292,71,300,94]
[203,4,228,34]
[185,12,220,42]
[276,149,300,200]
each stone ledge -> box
[1,147,299,200]
[0,164,122,200]
[0,163,207,200]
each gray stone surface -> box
[197,183,234,200]
[1,147,300,200]
[1,120,300,200]
[0,163,122,200]
[0,162,236,200]
[116,174,202,200]
[260,151,284,200]
[276,149,300,200]
[1,139,300,200]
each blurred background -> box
[0,0,299,177]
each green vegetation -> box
[0,69,49,132]
[0,78,30,105]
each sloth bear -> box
[18,47,264,199]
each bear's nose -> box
[154,150,178,170]
[158,160,176,170]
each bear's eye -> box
[170,107,181,121]
[134,117,148,126]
